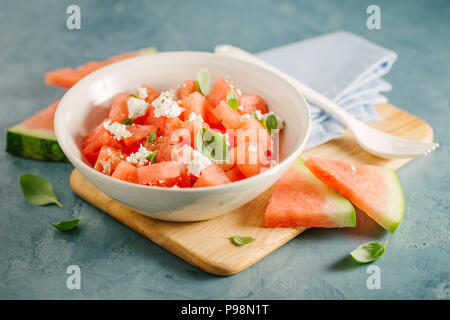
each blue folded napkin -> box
[256,31,397,149]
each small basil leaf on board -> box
[121,118,133,125]
[266,114,277,133]
[230,236,255,246]
[350,240,388,263]
[20,174,63,208]
[52,216,82,231]
[226,89,239,110]
[147,131,156,143]
[196,68,210,96]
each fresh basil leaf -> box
[350,240,388,263]
[230,235,255,246]
[121,118,133,125]
[147,131,156,143]
[130,94,139,98]
[52,216,81,231]
[266,114,277,132]
[146,150,157,164]
[226,89,239,110]
[195,128,229,162]
[196,68,210,96]
[20,174,63,208]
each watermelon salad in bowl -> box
[54,52,310,221]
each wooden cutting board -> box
[70,104,434,276]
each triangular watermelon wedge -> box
[6,47,157,161]
[6,100,67,161]
[265,158,356,228]
[305,157,404,233]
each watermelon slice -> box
[6,100,67,161]
[265,158,355,228]
[305,157,404,233]
[6,48,157,162]
[44,47,157,89]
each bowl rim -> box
[55,51,311,192]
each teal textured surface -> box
[0,0,449,299]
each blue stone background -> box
[0,0,449,299]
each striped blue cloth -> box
[257,31,397,149]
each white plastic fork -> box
[215,45,439,159]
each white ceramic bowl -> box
[55,51,310,222]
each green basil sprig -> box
[226,89,239,110]
[20,174,63,208]
[195,128,229,162]
[196,68,211,96]
[230,235,255,246]
[121,118,133,125]
[350,240,388,263]
[52,216,82,231]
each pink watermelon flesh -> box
[265,158,355,228]
[305,157,404,234]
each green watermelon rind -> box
[6,126,67,162]
[294,158,356,228]
[378,169,405,234]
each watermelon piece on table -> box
[44,47,157,89]
[305,157,404,233]
[265,158,355,228]
[6,100,67,162]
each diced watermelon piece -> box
[81,122,124,165]
[265,158,355,228]
[123,125,158,153]
[206,77,239,107]
[181,91,211,120]
[225,166,246,182]
[106,93,130,123]
[44,47,157,89]
[237,117,271,151]
[111,161,138,183]
[177,80,198,100]
[238,94,269,114]
[233,141,270,178]
[140,85,160,103]
[137,161,181,185]
[211,101,242,129]
[193,163,231,188]
[6,100,67,162]
[94,146,126,175]
[305,157,404,233]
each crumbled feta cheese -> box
[188,149,212,177]
[240,113,251,121]
[137,86,148,100]
[253,110,263,121]
[238,106,243,111]
[103,120,132,140]
[248,144,257,153]
[262,111,284,129]
[151,89,185,118]
[188,112,204,122]
[127,97,149,119]
[101,160,112,175]
[126,144,153,166]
